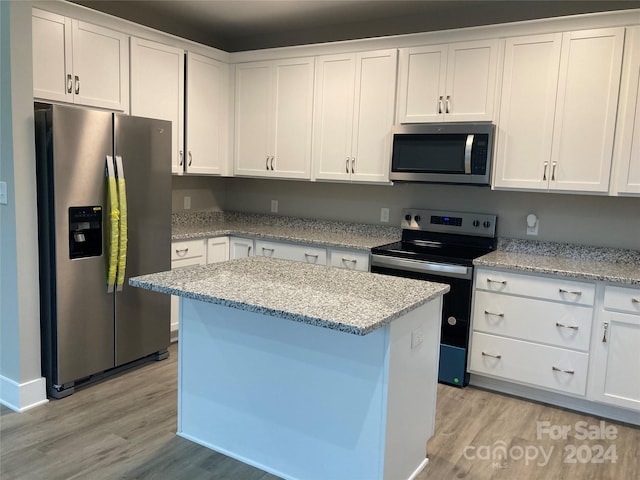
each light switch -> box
[0,181,7,205]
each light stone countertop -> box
[130,256,450,335]
[171,211,401,251]
[475,238,640,286]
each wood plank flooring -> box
[1,342,638,479]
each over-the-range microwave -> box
[389,122,494,185]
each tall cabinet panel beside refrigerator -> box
[34,103,172,399]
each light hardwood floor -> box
[1,343,638,479]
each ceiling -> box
[70,1,640,52]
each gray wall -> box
[172,176,640,250]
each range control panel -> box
[401,208,497,237]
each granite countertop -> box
[475,238,640,286]
[171,211,401,251]
[130,256,449,335]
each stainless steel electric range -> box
[370,208,497,387]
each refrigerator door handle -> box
[114,156,128,292]
[106,155,120,293]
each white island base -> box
[177,296,442,480]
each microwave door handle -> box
[464,134,474,174]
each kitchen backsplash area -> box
[172,176,640,251]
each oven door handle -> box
[370,254,472,280]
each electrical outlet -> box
[380,207,390,223]
[183,196,191,210]
[271,199,278,213]
[411,327,424,349]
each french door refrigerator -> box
[34,103,172,398]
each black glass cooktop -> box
[372,231,496,267]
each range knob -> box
[483,220,491,228]
[472,220,480,227]
[404,214,412,222]
[414,215,422,223]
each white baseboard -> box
[0,375,48,412]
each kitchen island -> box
[130,257,449,480]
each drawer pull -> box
[555,322,579,330]
[342,257,357,263]
[486,278,507,285]
[559,288,582,295]
[602,322,608,343]
[175,248,189,257]
[481,351,502,359]
[261,247,275,253]
[484,310,504,318]
[632,298,640,304]
[552,366,575,375]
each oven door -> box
[371,254,474,386]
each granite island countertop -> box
[475,238,640,286]
[130,256,449,335]
[172,211,401,251]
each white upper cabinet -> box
[130,38,184,174]
[550,28,625,192]
[397,39,499,123]
[185,52,230,175]
[493,28,625,193]
[313,49,397,183]
[234,58,314,179]
[32,8,129,111]
[493,33,563,190]
[613,26,640,196]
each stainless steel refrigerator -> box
[34,103,172,399]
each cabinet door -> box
[550,28,625,192]
[234,62,272,177]
[312,54,356,181]
[71,20,129,111]
[32,9,72,103]
[271,58,314,179]
[493,33,562,190]
[350,49,397,183]
[396,45,447,123]
[130,38,184,174]
[185,52,229,175]
[445,39,498,122]
[590,311,640,410]
[229,237,254,259]
[613,26,640,195]
[207,237,230,263]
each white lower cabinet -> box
[470,332,590,396]
[229,237,255,259]
[588,285,640,410]
[255,240,327,264]
[470,268,595,397]
[328,248,370,271]
[170,239,206,340]
[207,237,229,263]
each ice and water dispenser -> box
[69,206,102,259]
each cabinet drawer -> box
[328,249,370,271]
[255,240,327,265]
[603,285,640,314]
[469,332,589,396]
[171,239,205,261]
[475,268,595,305]
[473,290,593,351]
